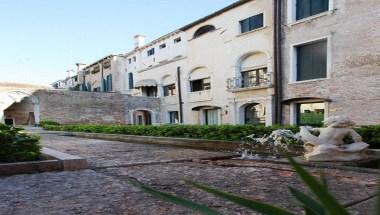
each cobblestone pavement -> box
[0,133,378,215]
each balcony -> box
[226,75,272,92]
[188,90,212,103]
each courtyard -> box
[0,132,378,215]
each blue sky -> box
[0,0,236,85]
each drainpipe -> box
[177,66,184,124]
[273,0,283,125]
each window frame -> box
[289,36,331,84]
[287,0,333,24]
[168,111,179,124]
[190,77,211,92]
[163,84,176,97]
[174,37,181,44]
[147,48,155,56]
[239,13,264,34]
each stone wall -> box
[34,90,161,125]
[281,0,380,125]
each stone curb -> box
[0,147,87,176]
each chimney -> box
[134,34,145,48]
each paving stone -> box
[0,133,377,214]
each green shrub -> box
[42,124,299,141]
[0,124,41,162]
[356,125,380,149]
[39,120,60,127]
[41,123,380,148]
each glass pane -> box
[298,103,325,126]
[206,109,218,125]
[245,104,266,125]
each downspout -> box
[177,66,184,124]
[273,0,283,125]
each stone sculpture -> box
[300,116,369,161]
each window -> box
[133,56,136,62]
[145,86,157,97]
[245,103,266,125]
[106,74,112,92]
[297,102,325,126]
[128,73,134,89]
[205,109,218,125]
[193,25,216,39]
[163,84,176,96]
[174,37,181,43]
[296,0,329,20]
[190,78,211,92]
[240,13,264,33]
[169,111,179,124]
[128,58,132,64]
[147,48,155,56]
[159,43,166,49]
[241,68,268,87]
[296,40,327,81]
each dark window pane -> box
[190,80,203,92]
[169,111,179,124]
[297,40,327,81]
[128,73,134,89]
[163,84,176,96]
[193,25,216,39]
[296,0,328,20]
[240,13,264,33]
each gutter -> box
[273,0,283,125]
[177,66,184,123]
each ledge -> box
[0,147,87,176]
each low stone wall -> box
[33,90,161,125]
[0,147,87,176]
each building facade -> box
[280,0,380,125]
[52,0,380,126]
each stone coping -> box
[43,131,241,151]
[0,147,87,176]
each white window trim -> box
[286,0,335,25]
[289,35,332,84]
[238,12,266,35]
[289,100,329,125]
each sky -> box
[0,0,236,86]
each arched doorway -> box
[133,110,152,125]
[244,103,266,125]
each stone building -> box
[49,0,380,126]
[280,0,380,125]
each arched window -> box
[239,52,269,88]
[245,103,266,125]
[193,25,216,39]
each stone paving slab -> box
[0,133,377,214]
[0,170,194,215]
[100,162,378,214]
[41,134,235,168]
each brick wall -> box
[34,90,161,125]
[281,0,380,125]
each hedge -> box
[42,124,299,141]
[42,123,380,149]
[0,124,41,162]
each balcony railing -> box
[226,75,272,90]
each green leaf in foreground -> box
[127,178,221,215]
[287,156,349,215]
[288,186,325,215]
[185,179,296,215]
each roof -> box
[179,0,253,31]
[124,0,253,56]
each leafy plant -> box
[0,124,41,162]
[129,156,379,214]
